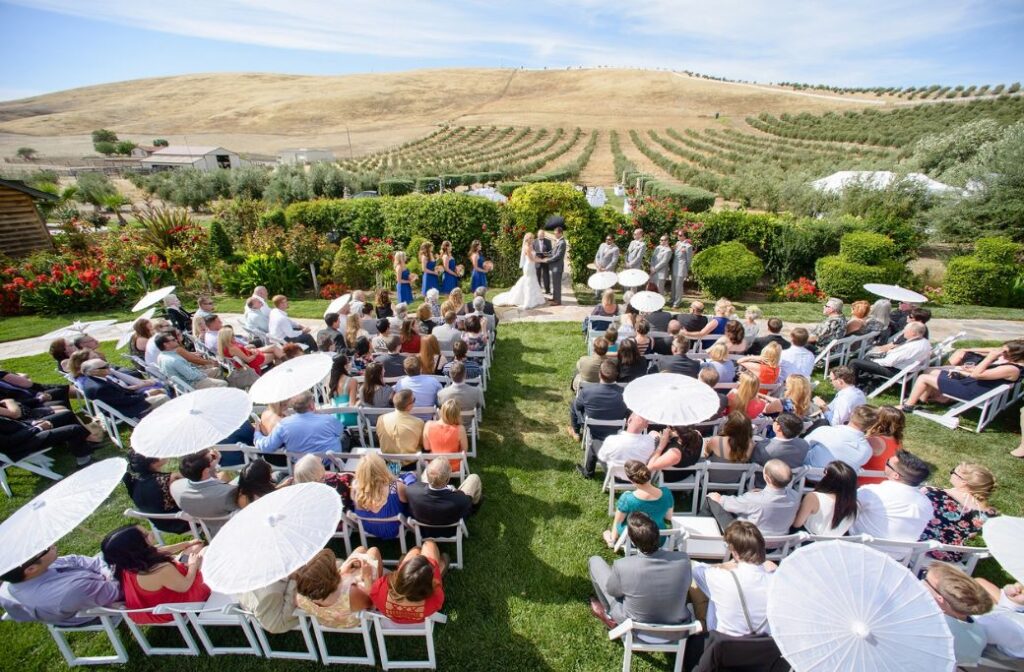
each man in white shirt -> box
[803,405,878,470]
[596,414,658,480]
[250,286,272,314]
[923,562,992,666]
[268,295,318,351]
[431,311,462,348]
[850,322,931,390]
[850,448,932,556]
[243,297,270,334]
[202,314,224,352]
[779,327,815,382]
[707,460,801,537]
[812,365,866,426]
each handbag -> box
[226,367,259,389]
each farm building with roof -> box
[0,178,56,258]
[140,145,241,171]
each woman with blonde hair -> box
[345,313,366,348]
[419,242,439,297]
[394,251,415,305]
[742,305,761,347]
[448,287,466,315]
[217,326,282,374]
[762,374,813,418]
[439,241,459,295]
[704,343,736,383]
[294,547,380,629]
[921,462,997,562]
[259,400,289,435]
[859,405,905,484]
[737,341,782,389]
[846,300,870,335]
[191,314,208,343]
[727,371,767,419]
[418,334,447,375]
[422,399,468,471]
[351,453,407,539]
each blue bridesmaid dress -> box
[440,257,459,294]
[421,258,439,296]
[470,253,487,292]
[397,268,414,304]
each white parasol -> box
[324,293,352,317]
[130,388,253,458]
[623,373,720,425]
[38,319,119,341]
[0,458,127,576]
[863,284,927,304]
[248,353,334,405]
[116,307,157,350]
[983,516,1024,583]
[630,291,666,313]
[617,269,649,288]
[202,482,342,594]
[587,272,619,291]
[131,285,177,312]
[767,541,954,672]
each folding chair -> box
[346,511,409,566]
[167,375,197,396]
[316,405,366,447]
[359,407,393,448]
[367,612,447,670]
[860,535,934,568]
[3,609,130,667]
[580,416,626,484]
[655,463,709,516]
[91,399,139,450]
[0,449,62,498]
[912,541,991,577]
[929,331,967,367]
[248,607,320,661]
[699,463,757,502]
[181,593,264,657]
[914,383,1012,433]
[866,360,924,403]
[603,464,638,516]
[461,409,480,457]
[94,603,202,656]
[122,508,201,546]
[307,611,376,666]
[814,334,858,377]
[615,527,684,555]
[406,518,470,570]
[608,618,703,672]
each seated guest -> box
[192,313,210,344]
[762,374,814,420]
[367,542,445,624]
[779,327,815,382]
[864,299,891,341]
[682,298,730,349]
[399,318,421,354]
[747,317,789,354]
[604,325,620,354]
[844,299,870,335]
[461,315,488,352]
[144,319,172,365]
[317,312,347,353]
[646,306,672,333]
[346,313,368,349]
[807,297,847,351]
[0,402,96,467]
[293,454,354,508]
[647,425,703,480]
[374,335,407,378]
[375,289,393,319]
[258,400,288,436]
[431,311,462,348]
[406,457,482,537]
[268,295,318,351]
[571,360,630,476]
[244,297,271,334]
[803,405,878,470]
[727,372,766,420]
[395,357,443,413]
[903,339,1024,413]
[77,359,168,418]
[618,303,638,339]
[924,562,992,666]
[890,307,931,344]
[656,335,701,377]
[850,321,931,391]
[850,449,932,553]
[49,338,73,372]
[194,295,215,319]
[422,400,469,470]
[589,289,620,332]
[371,318,392,354]
[418,334,447,375]
[100,525,210,624]
[704,411,755,485]
[376,390,425,456]
[391,302,409,332]
[588,512,693,629]
[595,413,659,481]
[974,580,1024,660]
[155,332,228,389]
[860,405,904,485]
[707,459,799,537]
[438,362,485,414]
[616,338,651,383]
[217,326,282,374]
[201,314,224,352]
[752,413,810,470]
[239,576,300,634]
[792,460,858,537]
[633,318,654,356]
[473,286,497,321]
[887,299,914,338]
[126,318,151,364]
[812,365,865,426]
[741,305,761,348]
[441,340,482,380]
[416,303,437,336]
[603,460,673,547]
[920,462,996,562]
[169,448,239,535]
[328,354,358,425]
[698,367,729,420]
[691,521,775,637]
[575,337,609,388]
[0,545,121,626]
[255,391,345,455]
[294,547,378,629]
[676,300,708,333]
[737,342,782,390]
[163,293,192,333]
[358,362,394,408]
[650,320,679,356]
[716,319,748,355]
[348,289,366,317]
[703,343,736,383]
[351,453,408,539]
[235,459,285,508]
[122,451,190,534]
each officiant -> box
[533,228,552,294]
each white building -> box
[277,148,335,165]
[141,145,242,172]
[810,171,963,196]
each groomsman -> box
[593,234,620,298]
[649,234,673,295]
[625,229,646,270]
[671,230,694,308]
[533,228,552,294]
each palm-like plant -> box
[134,205,193,257]
[101,193,131,225]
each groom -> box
[533,228,552,294]
[547,227,567,306]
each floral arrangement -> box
[779,277,826,302]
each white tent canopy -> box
[810,171,963,196]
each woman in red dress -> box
[360,542,446,624]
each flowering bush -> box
[359,237,396,288]
[778,277,826,302]
[319,282,349,300]
[629,196,696,238]
[2,253,131,315]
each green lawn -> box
[1,323,1022,670]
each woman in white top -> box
[703,344,736,384]
[793,460,858,537]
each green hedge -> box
[815,256,903,301]
[498,182,527,197]
[691,242,764,299]
[640,180,716,213]
[415,177,440,194]
[974,237,1022,265]
[507,183,594,284]
[378,179,415,196]
[839,231,898,265]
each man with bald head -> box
[850,321,931,391]
[706,459,800,537]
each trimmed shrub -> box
[331,238,370,289]
[378,179,415,196]
[404,236,429,275]
[379,194,499,258]
[814,256,903,301]
[691,242,764,299]
[942,238,1024,307]
[415,177,440,193]
[285,198,384,239]
[641,181,715,213]
[498,182,527,197]
[507,182,594,284]
[973,237,1022,264]
[839,231,897,265]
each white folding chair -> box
[860,535,934,568]
[122,508,201,546]
[912,541,991,577]
[814,334,858,377]
[929,331,967,366]
[367,611,447,670]
[359,407,393,448]
[615,527,684,555]
[91,399,139,450]
[167,375,196,396]
[914,383,1012,433]
[866,360,924,403]
[0,449,62,498]
[608,618,703,672]
[94,603,202,656]
[406,518,470,570]
[700,462,757,502]
[3,609,130,667]
[308,611,376,666]
[346,511,409,566]
[580,416,626,480]
[250,609,319,661]
[316,405,366,447]
[181,592,263,656]
[461,409,480,457]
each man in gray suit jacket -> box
[437,362,485,415]
[589,512,693,627]
[169,448,239,536]
[533,229,552,294]
[670,231,694,307]
[593,235,620,298]
[625,228,646,270]
[649,234,673,295]
[547,227,567,305]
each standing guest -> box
[375,289,393,319]
[294,547,378,630]
[850,449,933,555]
[648,234,672,295]
[706,459,800,537]
[751,413,810,471]
[422,400,469,471]
[352,453,408,539]
[903,340,1024,413]
[396,357,443,412]
[727,372,767,420]
[100,525,209,624]
[406,458,482,536]
[394,251,415,305]
[703,411,756,485]
[704,343,736,383]
[656,335,701,377]
[779,327,815,382]
[437,362,485,415]
[359,362,395,409]
[602,461,674,547]
[533,229,552,294]
[791,460,858,537]
[400,319,421,354]
[624,228,646,272]
[367,542,446,624]
[676,300,708,333]
[255,391,345,455]
[570,360,630,473]
[747,317,789,354]
[812,366,866,426]
[860,405,905,485]
[419,242,440,297]
[737,342,782,390]
[803,405,878,470]
[169,448,238,536]
[670,229,694,308]
[0,545,121,626]
[923,563,992,666]
[850,321,931,391]
[438,241,459,295]
[920,463,996,562]
[807,297,847,351]
[589,512,693,629]
[418,334,447,376]
[469,240,489,292]
[268,295,318,351]
[761,374,814,420]
[122,451,190,534]
[593,235,620,300]
[376,390,425,457]
[646,426,704,481]
[317,313,347,353]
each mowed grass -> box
[0,324,1022,670]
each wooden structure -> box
[0,178,56,257]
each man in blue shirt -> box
[395,357,442,419]
[254,391,346,454]
[154,333,227,390]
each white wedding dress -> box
[493,243,547,310]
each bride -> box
[493,233,548,310]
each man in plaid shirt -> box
[808,297,848,352]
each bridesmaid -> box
[419,242,439,297]
[439,240,459,295]
[394,251,414,305]
[469,240,488,292]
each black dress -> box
[122,471,191,533]
[937,364,1023,401]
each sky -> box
[1,0,1022,101]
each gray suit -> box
[649,245,672,293]
[533,236,552,293]
[671,241,694,306]
[438,381,485,414]
[625,239,646,270]
[169,478,238,536]
[589,549,693,625]
[594,243,620,273]
[751,437,811,488]
[548,236,567,304]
